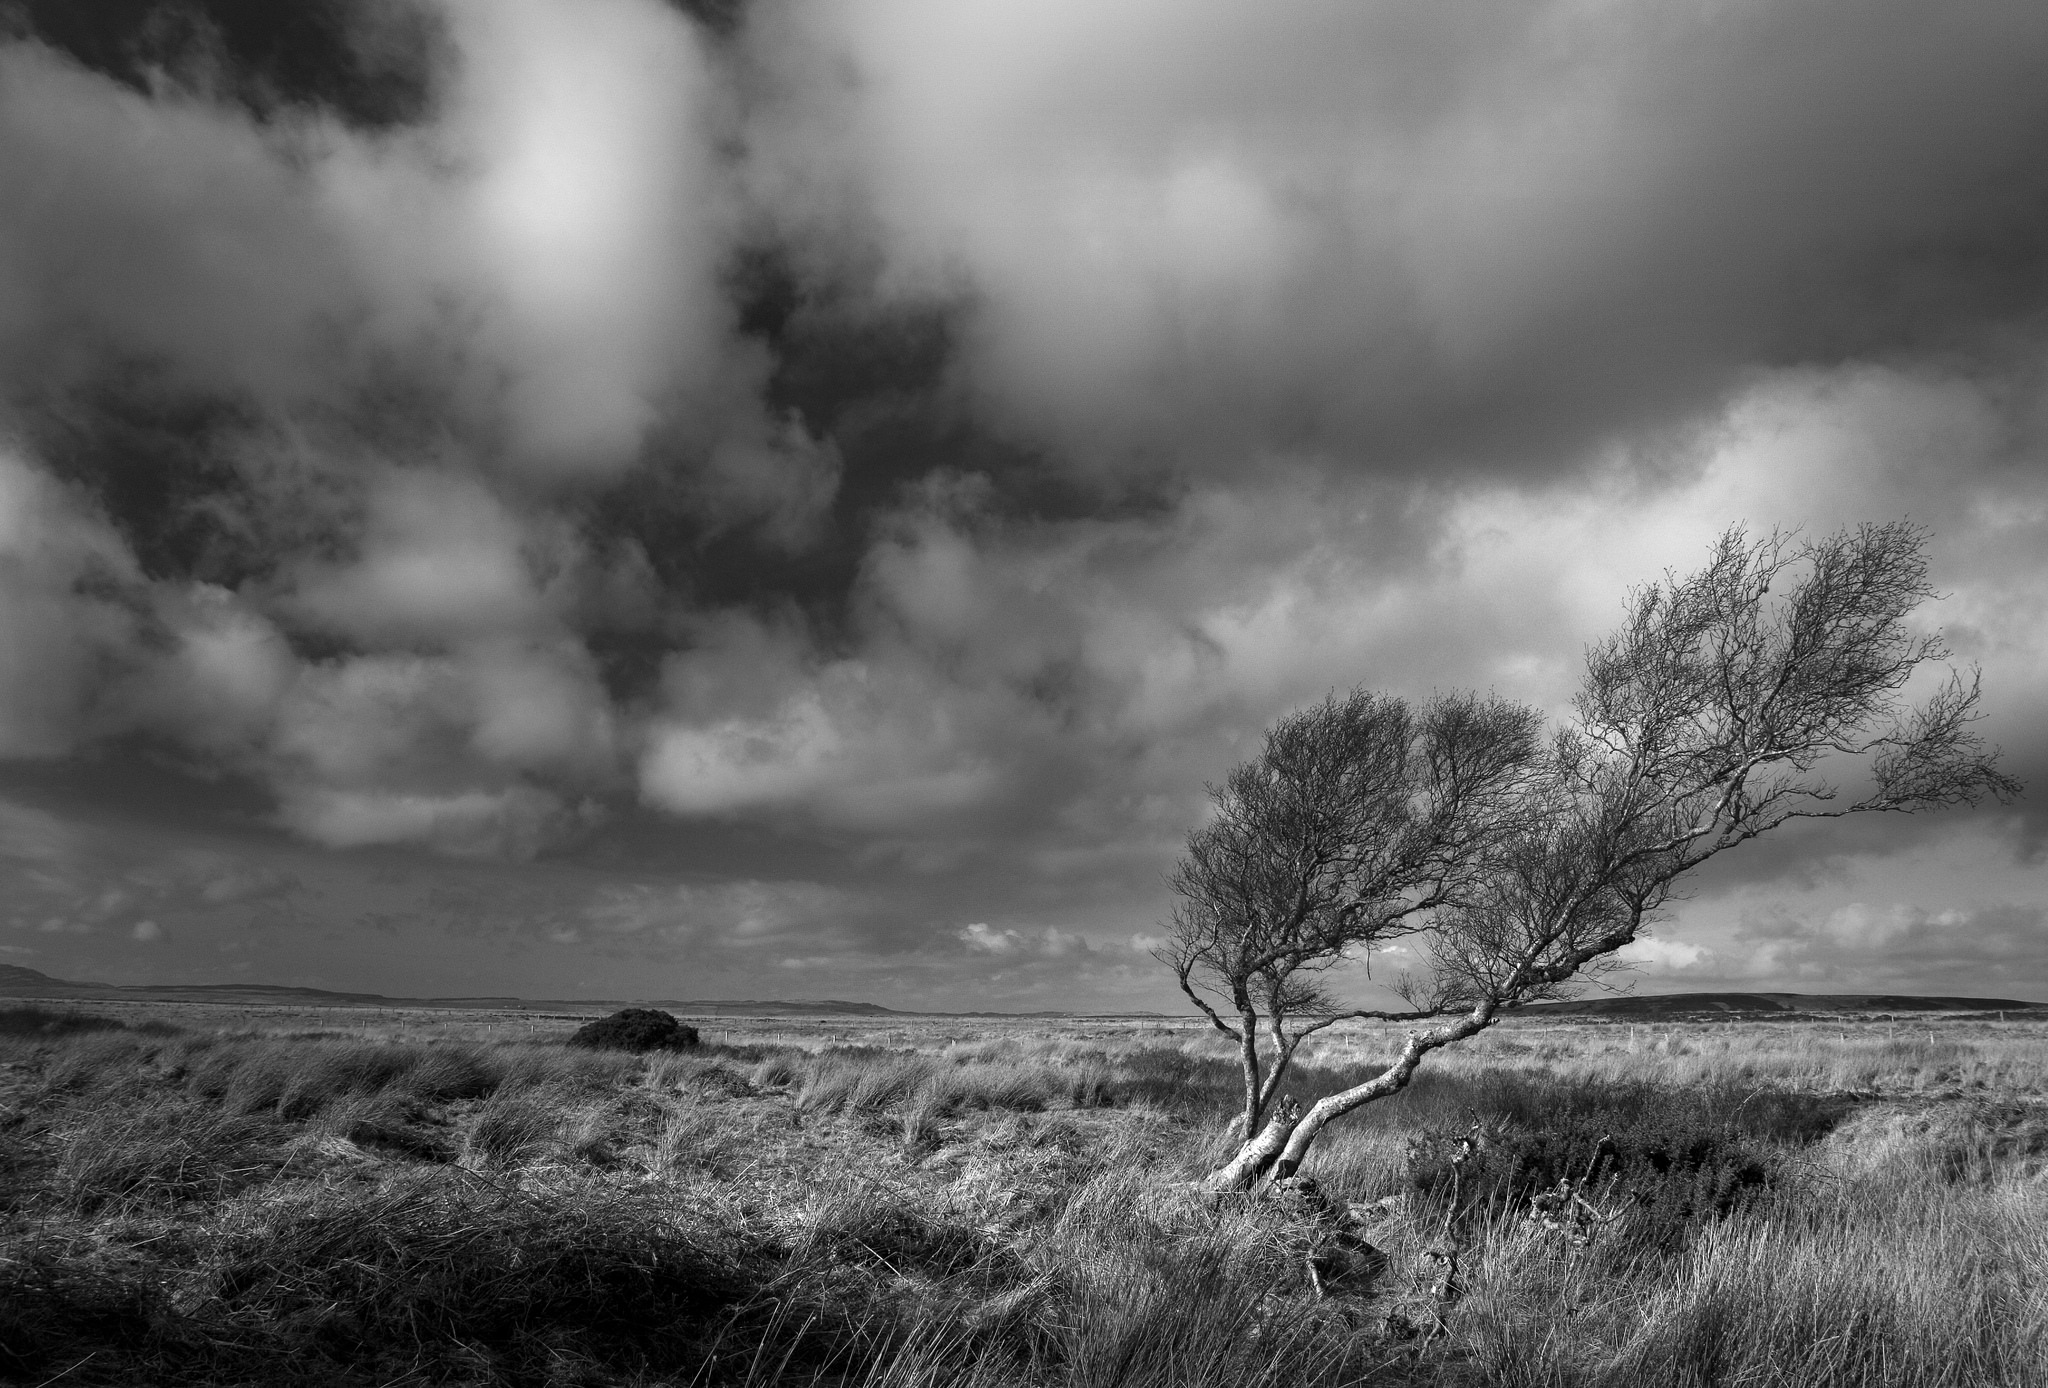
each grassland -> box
[1,1001,2043,1387]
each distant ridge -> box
[0,964,1109,1018]
[1522,991,2045,1017]
[3,967,2032,1020]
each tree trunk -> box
[1270,1005,1497,1179]
[1202,1001,1502,1190]
[1254,1020,1298,1118]
[1200,1097,1300,1193]
[1234,998,1264,1135]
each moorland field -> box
[1,1000,2043,1387]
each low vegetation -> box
[570,1007,703,1053]
[0,1003,2042,1386]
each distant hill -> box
[7,966,2026,1021]
[0,964,1091,1018]
[1522,991,2044,1018]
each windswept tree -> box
[1179,523,2020,1193]
[1162,690,1545,1139]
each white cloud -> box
[958,922,1092,959]
[285,471,554,644]
[582,878,855,948]
[421,0,737,474]
[959,922,1019,954]
[1614,936,1708,974]
[275,784,589,860]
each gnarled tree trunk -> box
[1201,1002,1500,1191]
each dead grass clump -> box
[195,1175,756,1384]
[320,1095,456,1164]
[1103,1046,1245,1115]
[796,1051,1126,1123]
[797,1188,1003,1281]
[264,1043,429,1119]
[1822,1100,2048,1183]
[183,1039,441,1118]
[55,1094,286,1215]
[646,1051,758,1099]
[848,1056,943,1114]
[1058,1257,1377,1388]
[900,1102,945,1157]
[1489,1179,2048,1387]
[499,1042,639,1091]
[750,1053,801,1089]
[654,1102,768,1179]
[561,1089,672,1167]
[220,1053,295,1117]
[460,1088,569,1167]
[400,1043,504,1102]
[919,1065,1047,1117]
[38,1032,158,1094]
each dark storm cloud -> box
[1,0,2045,1004]
[748,0,2048,480]
[4,0,448,131]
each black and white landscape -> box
[1,5,2046,1387]
[0,0,2044,1011]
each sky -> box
[1,0,2046,1011]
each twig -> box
[32,1353,95,1388]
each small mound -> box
[568,1008,700,1053]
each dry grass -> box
[0,1002,2043,1386]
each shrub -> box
[567,1008,700,1053]
[0,1005,137,1038]
[1405,1082,1817,1248]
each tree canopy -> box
[1169,523,2020,1191]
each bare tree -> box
[1187,523,2020,1192]
[1161,689,1544,1141]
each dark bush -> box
[1405,1081,1835,1248]
[0,1005,130,1038]
[567,1008,700,1053]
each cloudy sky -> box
[1,0,2045,1011]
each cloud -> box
[0,796,77,863]
[1721,901,2048,995]
[957,922,1018,954]
[0,1,2044,1008]
[958,922,1090,958]
[0,448,148,757]
[582,878,855,946]
[1614,936,1708,975]
[410,0,741,475]
[283,470,558,644]
[1605,894,2048,998]
[749,0,2048,478]
[275,784,592,860]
